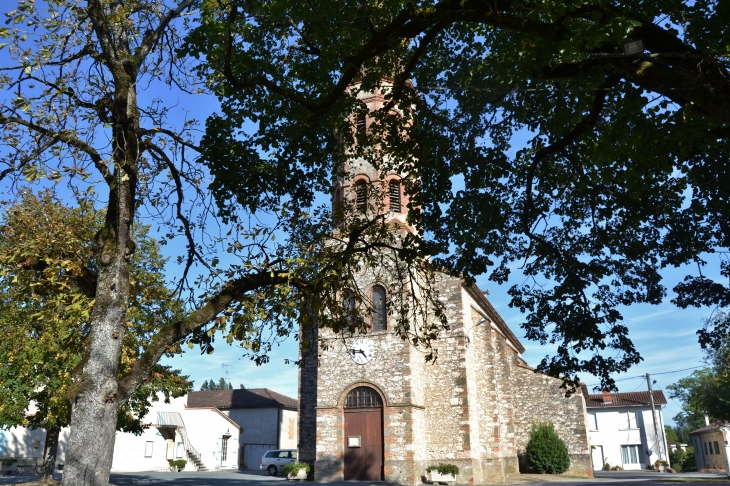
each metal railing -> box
[157,412,202,469]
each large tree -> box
[185,0,730,387]
[0,191,190,480]
[0,2,444,484]
[668,313,730,424]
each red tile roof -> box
[690,421,730,434]
[187,388,298,410]
[586,390,667,408]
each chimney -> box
[602,390,612,404]
[705,415,710,426]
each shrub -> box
[603,463,611,471]
[669,449,686,472]
[425,464,460,475]
[282,462,311,476]
[1,458,17,467]
[681,449,697,472]
[167,459,187,470]
[525,422,570,474]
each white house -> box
[690,421,729,472]
[0,388,297,473]
[586,390,669,471]
[186,388,299,469]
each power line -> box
[585,364,706,388]
[650,365,705,376]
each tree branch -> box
[116,270,294,399]
[0,115,114,185]
[136,0,196,63]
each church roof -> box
[585,390,667,408]
[187,388,298,410]
[463,283,525,354]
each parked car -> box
[260,449,297,476]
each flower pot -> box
[658,466,665,473]
[428,471,456,484]
[287,468,308,480]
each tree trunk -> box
[41,427,60,480]
[61,237,131,486]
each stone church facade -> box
[297,84,593,484]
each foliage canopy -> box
[186,0,730,388]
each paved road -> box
[0,469,726,486]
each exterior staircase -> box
[156,412,207,471]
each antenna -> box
[222,363,232,387]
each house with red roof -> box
[586,390,669,471]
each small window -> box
[144,441,153,458]
[704,442,709,455]
[372,285,387,331]
[356,115,366,134]
[622,411,637,429]
[355,181,368,213]
[388,180,401,213]
[588,413,597,431]
[620,445,640,464]
[714,441,720,454]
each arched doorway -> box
[343,386,384,481]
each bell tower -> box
[331,80,412,232]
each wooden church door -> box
[343,387,384,481]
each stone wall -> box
[510,361,593,477]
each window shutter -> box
[355,182,368,213]
[389,180,401,213]
[372,285,387,330]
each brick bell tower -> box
[296,81,593,485]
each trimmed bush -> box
[525,422,570,474]
[425,464,459,475]
[168,459,187,470]
[282,462,311,476]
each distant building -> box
[0,388,297,473]
[690,422,729,472]
[585,390,669,470]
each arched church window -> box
[345,386,383,408]
[355,180,368,213]
[371,285,386,331]
[343,289,356,329]
[388,180,401,213]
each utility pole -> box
[646,373,664,462]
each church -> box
[297,83,593,484]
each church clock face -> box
[349,338,375,365]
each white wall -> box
[0,426,46,458]
[587,406,668,470]
[221,407,299,469]
[181,407,240,471]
